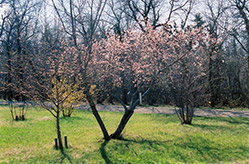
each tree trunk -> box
[16,29,24,101]
[7,47,13,101]
[122,88,128,105]
[56,110,63,149]
[209,53,218,107]
[85,92,110,140]
[247,56,249,106]
[175,104,194,125]
[110,110,134,139]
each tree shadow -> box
[59,149,72,164]
[61,116,84,121]
[99,133,249,163]
[200,116,249,125]
[190,123,237,131]
[99,137,185,163]
[148,113,179,124]
[119,137,171,145]
[100,140,112,164]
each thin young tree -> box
[19,39,81,149]
[52,0,110,140]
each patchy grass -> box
[0,105,248,163]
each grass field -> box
[0,105,248,163]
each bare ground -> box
[0,100,248,118]
[78,104,249,118]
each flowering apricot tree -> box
[167,27,212,124]
[93,25,211,138]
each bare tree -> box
[0,0,42,120]
[20,37,81,149]
[106,0,128,36]
[122,0,195,31]
[229,0,249,105]
[51,0,110,140]
[230,0,249,51]
[0,0,8,38]
[202,0,229,107]
[124,0,162,30]
[51,0,107,47]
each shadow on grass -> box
[61,116,84,121]
[99,137,175,164]
[59,149,72,164]
[190,123,242,131]
[0,104,10,107]
[100,140,112,164]
[199,116,249,125]
[119,137,188,163]
[148,113,179,124]
[99,134,249,163]
[120,137,171,145]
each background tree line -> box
[0,0,248,148]
[0,0,248,108]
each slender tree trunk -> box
[176,106,194,125]
[247,56,249,105]
[122,88,128,105]
[209,53,217,107]
[110,110,134,139]
[56,109,63,149]
[16,30,24,101]
[7,47,13,101]
[85,92,110,140]
[15,39,25,119]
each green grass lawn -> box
[0,105,248,164]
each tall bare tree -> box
[229,0,249,105]
[52,0,110,140]
[202,0,229,107]
[0,0,41,119]
[122,0,195,31]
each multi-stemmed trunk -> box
[85,92,110,140]
[85,85,143,140]
[176,105,194,125]
[110,110,134,139]
[86,92,135,140]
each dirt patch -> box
[38,116,52,121]
[79,104,249,118]
[1,101,248,118]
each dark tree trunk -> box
[110,110,134,139]
[85,92,110,140]
[176,106,194,125]
[122,88,128,105]
[247,56,249,106]
[16,31,24,101]
[7,47,13,101]
[56,109,63,149]
[209,53,219,107]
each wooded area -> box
[0,0,248,148]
